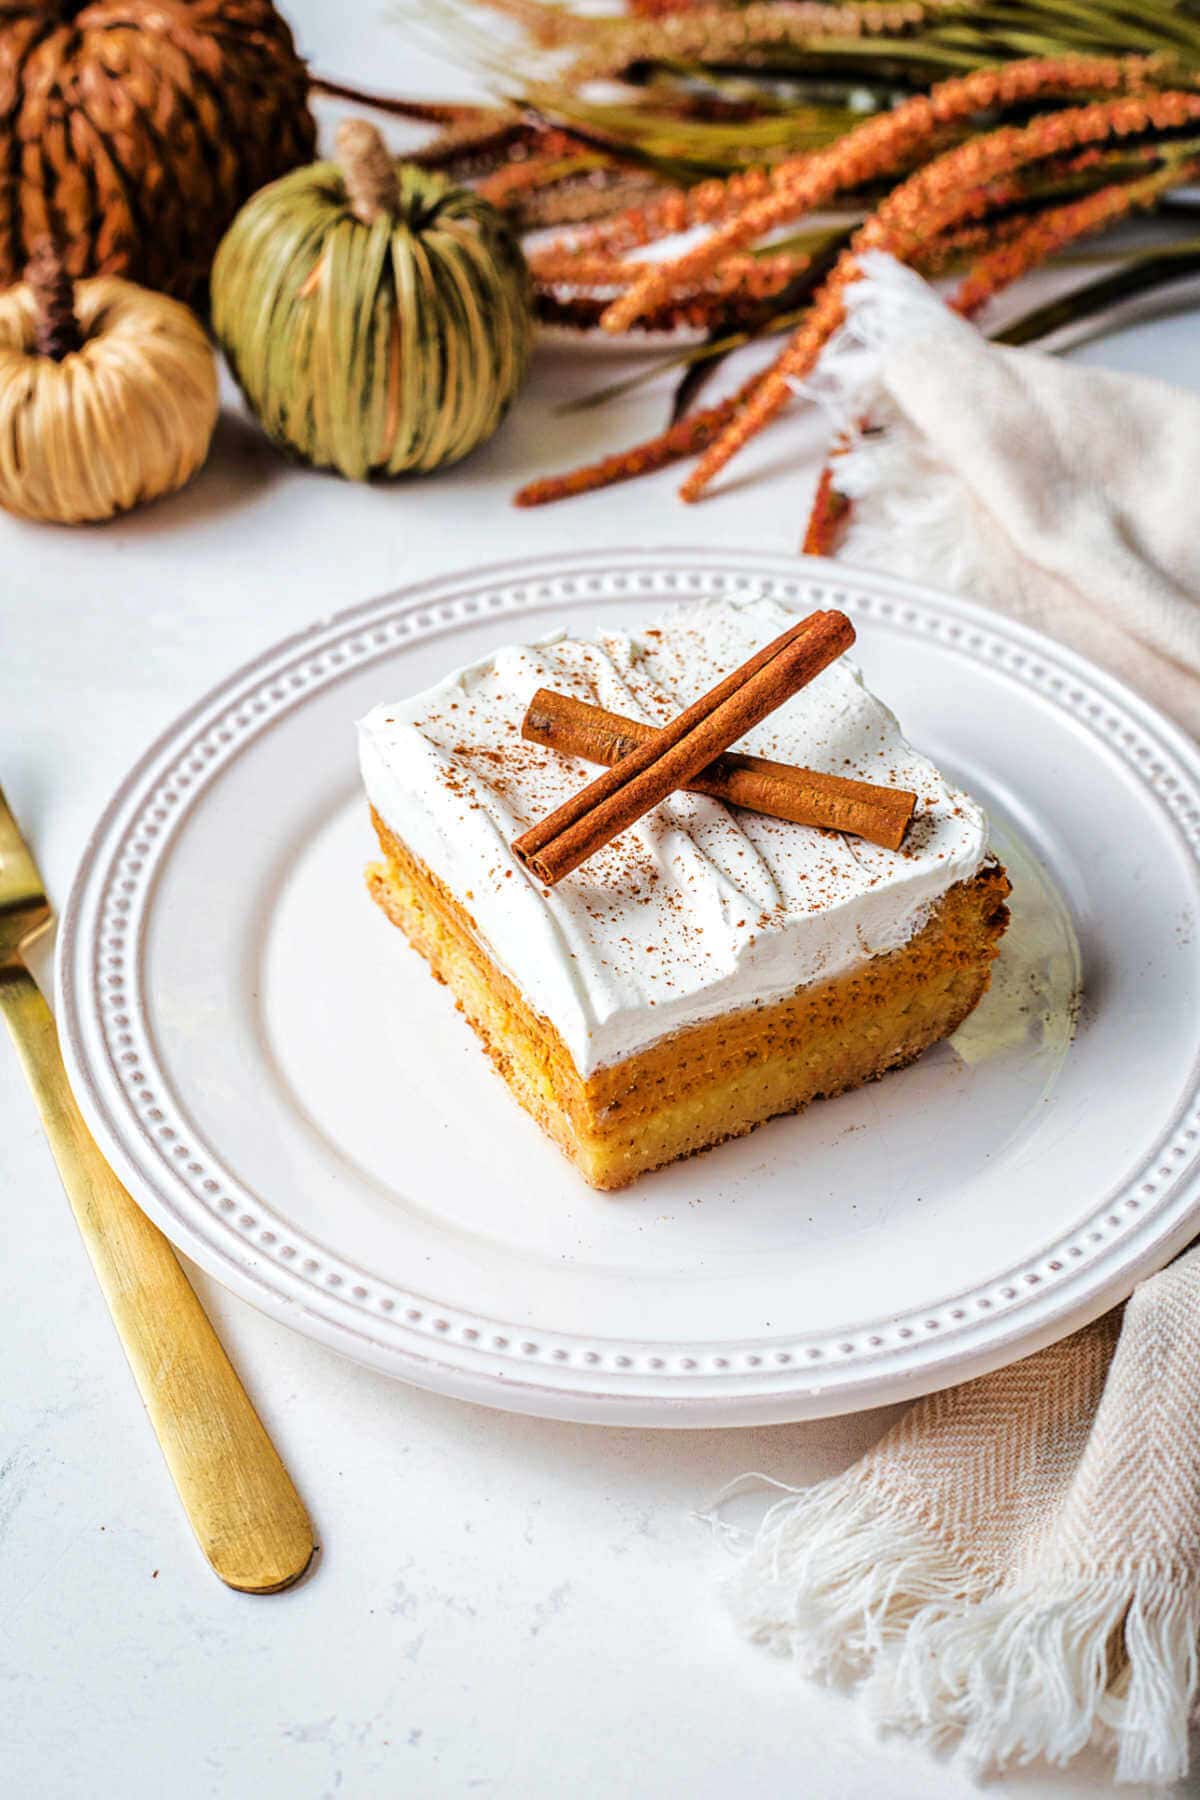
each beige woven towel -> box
[723,255,1200,1785]
[726,1255,1200,1782]
[803,251,1200,735]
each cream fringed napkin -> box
[802,249,1200,736]
[724,1256,1200,1784]
[719,256,1200,1786]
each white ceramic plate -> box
[58,549,1200,1426]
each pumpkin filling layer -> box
[367,814,1009,1190]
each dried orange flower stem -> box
[513,158,1179,505]
[595,54,1150,267]
[537,267,809,333]
[514,373,762,507]
[950,160,1194,315]
[802,460,852,556]
[530,245,812,292]
[595,54,1160,330]
[914,212,1034,275]
[680,85,1200,500]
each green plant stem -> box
[995,246,1200,343]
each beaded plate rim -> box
[57,548,1200,1425]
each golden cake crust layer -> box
[366,808,1011,1191]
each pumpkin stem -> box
[336,118,401,224]
[26,238,81,361]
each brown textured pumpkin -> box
[0,0,315,303]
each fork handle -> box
[1,962,314,1592]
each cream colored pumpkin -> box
[0,257,218,524]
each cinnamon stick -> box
[522,688,916,850]
[512,609,855,885]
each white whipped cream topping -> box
[359,594,988,1076]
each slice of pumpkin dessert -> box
[359,593,1009,1190]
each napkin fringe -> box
[718,1471,985,1678]
[719,1472,1200,1784]
[795,250,1016,606]
[868,1564,1200,1784]
[796,250,966,435]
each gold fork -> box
[0,785,314,1593]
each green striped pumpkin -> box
[210,123,532,480]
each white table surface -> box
[5,8,1200,1797]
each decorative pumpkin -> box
[211,119,533,480]
[0,240,218,522]
[0,0,315,303]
